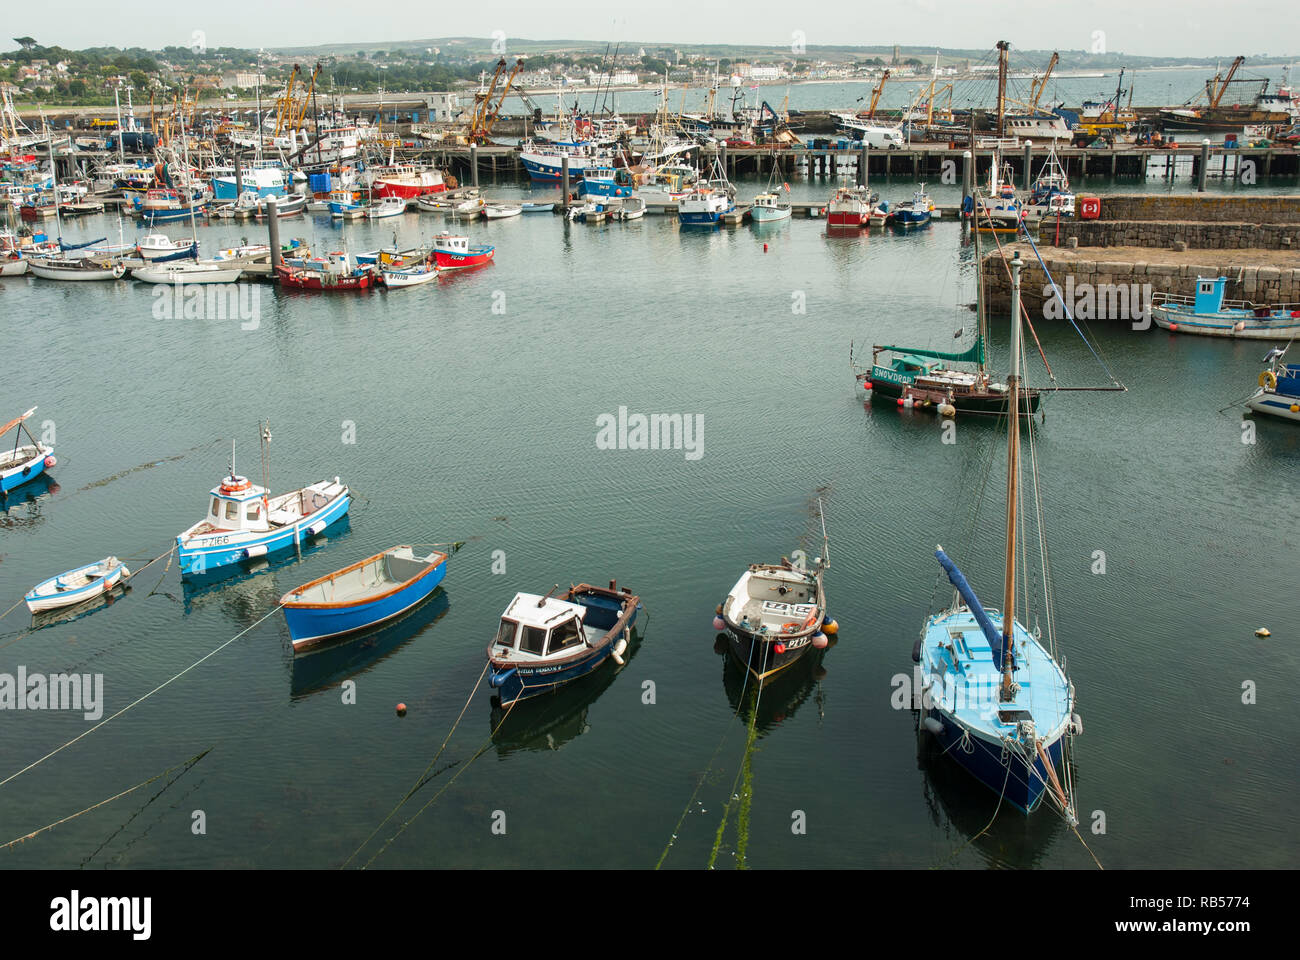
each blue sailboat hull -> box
[925,710,1063,813]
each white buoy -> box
[938,402,956,417]
[612,636,628,665]
[1254,627,1271,637]
[922,716,943,735]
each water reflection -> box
[290,587,451,699]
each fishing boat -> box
[0,253,29,276]
[974,155,1023,234]
[453,195,486,217]
[886,185,934,226]
[607,196,646,221]
[329,189,365,219]
[826,179,873,228]
[131,261,243,284]
[24,557,129,614]
[750,191,792,223]
[917,251,1081,819]
[280,546,448,650]
[483,203,523,219]
[380,260,439,287]
[678,160,735,226]
[276,250,377,291]
[365,195,407,220]
[175,430,350,577]
[1,407,55,495]
[27,257,126,281]
[366,163,446,199]
[520,201,555,213]
[1247,344,1300,422]
[1151,276,1300,339]
[432,233,494,269]
[716,530,831,682]
[854,223,1042,415]
[255,194,308,218]
[136,234,198,261]
[487,581,643,705]
[1024,144,1075,218]
[133,188,207,225]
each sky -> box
[6,0,1298,59]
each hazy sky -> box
[6,0,1298,58]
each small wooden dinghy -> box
[25,557,130,613]
[280,545,448,650]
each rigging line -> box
[340,660,489,869]
[707,641,770,870]
[0,604,283,792]
[1,748,211,852]
[1018,225,1126,387]
[360,689,524,870]
[981,210,1055,380]
[655,639,756,869]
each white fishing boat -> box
[131,261,243,284]
[0,256,29,276]
[136,233,198,261]
[483,203,523,219]
[24,557,130,614]
[380,261,439,288]
[608,196,646,220]
[365,195,408,220]
[750,191,792,223]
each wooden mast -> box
[996,41,1010,138]
[1000,251,1023,701]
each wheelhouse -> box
[491,593,589,660]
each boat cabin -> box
[1194,276,1228,314]
[200,474,272,533]
[435,234,470,255]
[491,593,589,661]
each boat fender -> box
[823,618,838,636]
[612,637,628,666]
[1234,321,1246,332]
[712,616,726,631]
[244,544,268,559]
[773,642,786,655]
[911,635,922,663]
[812,632,828,650]
[44,455,56,468]
[1068,713,1084,736]
[489,667,517,688]
[938,402,956,417]
[922,716,944,736]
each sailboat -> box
[916,251,1081,818]
[854,221,1042,415]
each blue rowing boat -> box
[488,582,642,705]
[1,407,55,495]
[280,545,448,650]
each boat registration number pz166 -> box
[197,535,232,547]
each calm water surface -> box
[0,173,1296,869]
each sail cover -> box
[934,548,1008,672]
[878,337,984,365]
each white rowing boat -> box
[25,557,130,613]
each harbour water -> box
[0,181,1296,869]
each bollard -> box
[719,142,727,180]
[962,150,973,210]
[561,155,570,211]
[1198,139,1210,192]
[1022,140,1033,191]
[859,144,868,187]
[266,198,280,271]
[470,141,479,189]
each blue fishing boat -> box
[915,252,1082,819]
[487,582,643,705]
[1151,276,1300,339]
[175,426,350,577]
[0,407,55,495]
[579,165,636,200]
[280,545,448,650]
[886,185,934,226]
[1247,345,1300,422]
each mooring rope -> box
[706,644,771,870]
[340,660,490,869]
[0,605,283,791]
[1,748,211,852]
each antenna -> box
[818,497,830,569]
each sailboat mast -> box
[974,223,986,376]
[1000,252,1023,699]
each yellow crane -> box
[469,58,524,143]
[274,64,300,136]
[863,70,890,118]
[294,62,321,132]
[1029,52,1058,113]
[1207,56,1245,108]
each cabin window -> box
[224,500,239,521]
[1200,281,1214,294]
[547,618,583,654]
[520,626,547,656]
[246,504,261,521]
[210,498,220,518]
[494,619,517,649]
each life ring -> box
[220,477,252,494]
[1259,370,1278,389]
[781,622,801,635]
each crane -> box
[862,70,890,118]
[274,64,300,136]
[479,58,524,141]
[294,63,321,132]
[1029,52,1058,113]
[1208,56,1245,108]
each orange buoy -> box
[396,702,407,716]
[823,618,839,636]
[763,243,768,252]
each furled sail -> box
[934,547,1008,671]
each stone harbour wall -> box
[1092,194,1300,224]
[1053,220,1298,250]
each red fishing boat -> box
[275,250,376,291]
[368,164,446,199]
[433,233,494,269]
[826,179,874,229]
